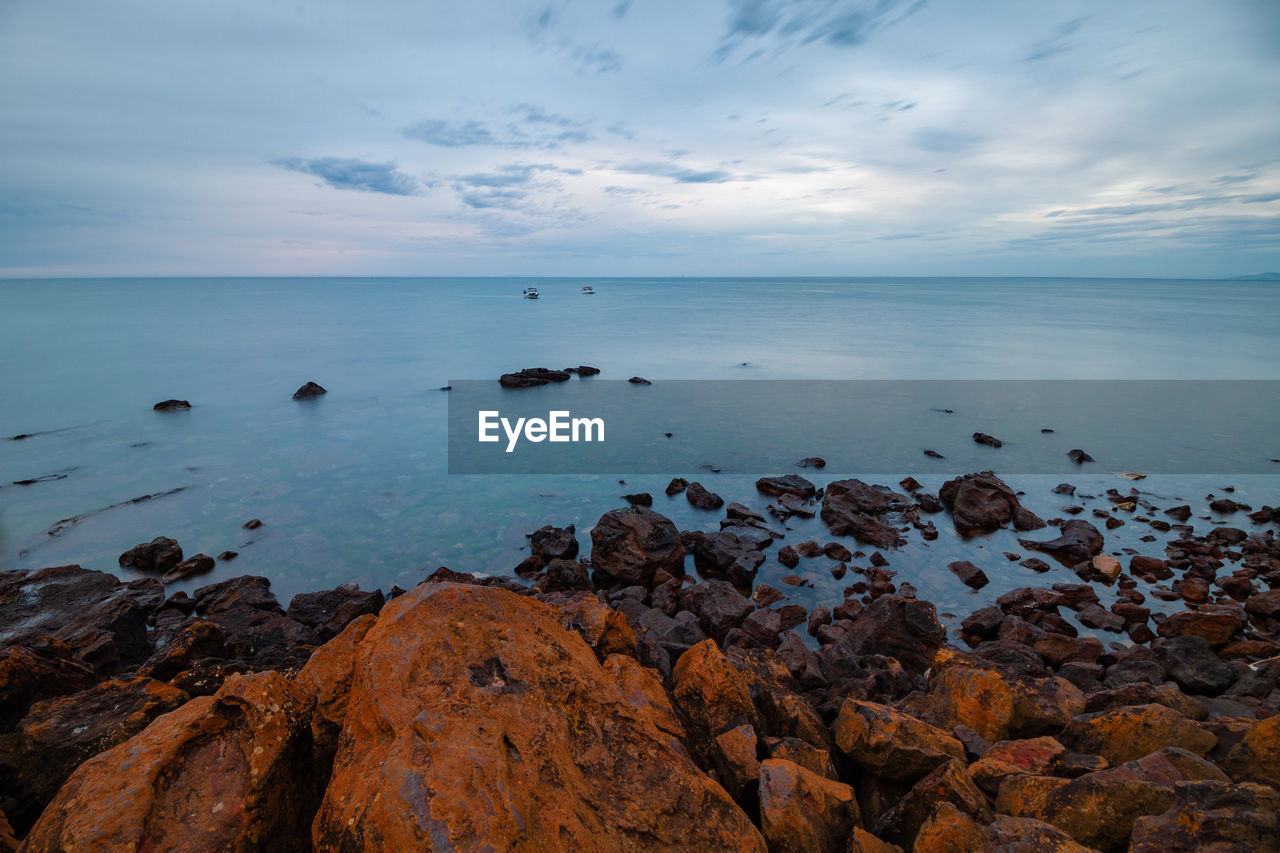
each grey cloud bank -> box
[0,0,1277,277]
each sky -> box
[1,0,1277,277]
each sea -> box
[2,277,1278,635]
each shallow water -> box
[2,277,1277,631]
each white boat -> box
[581,285,595,294]
[523,287,540,299]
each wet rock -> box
[973,432,1003,447]
[665,477,689,495]
[1129,555,1173,581]
[685,531,764,586]
[622,492,652,506]
[498,367,570,388]
[216,550,237,561]
[152,399,190,411]
[948,560,989,590]
[758,758,860,853]
[873,759,993,848]
[1061,703,1216,765]
[286,584,385,641]
[0,641,96,733]
[756,475,816,499]
[537,558,594,593]
[628,376,652,385]
[292,380,327,399]
[589,506,685,587]
[1157,605,1245,646]
[1019,519,1104,567]
[1090,554,1121,581]
[23,671,322,852]
[939,471,1043,536]
[1067,449,1094,464]
[529,523,580,562]
[833,698,965,783]
[819,480,908,549]
[686,481,725,511]
[118,536,184,573]
[696,581,755,643]
[797,456,826,468]
[778,545,799,568]
[840,596,945,674]
[242,518,263,530]
[575,365,600,376]
[1130,780,1280,853]
[160,553,215,584]
[314,585,763,851]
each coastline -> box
[2,470,1277,851]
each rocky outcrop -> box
[589,506,685,587]
[313,583,764,851]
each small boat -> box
[581,285,595,294]
[522,287,540,299]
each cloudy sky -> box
[1,0,1277,277]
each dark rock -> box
[498,368,570,388]
[1019,520,1104,567]
[623,492,652,507]
[820,480,910,549]
[1020,557,1051,573]
[1129,555,1173,582]
[286,584,385,640]
[628,376,652,385]
[797,457,826,468]
[217,551,238,561]
[840,596,945,674]
[939,471,1043,536]
[529,524,579,562]
[575,365,600,376]
[152,399,190,411]
[756,475,816,499]
[697,581,754,642]
[1156,636,1236,695]
[1130,780,1280,853]
[292,380,327,399]
[777,545,799,568]
[242,518,263,530]
[685,531,764,586]
[923,449,944,458]
[686,482,724,511]
[949,561,989,590]
[1164,505,1193,522]
[1067,449,1094,464]
[972,432,1003,448]
[589,507,685,588]
[1053,483,1077,495]
[160,554,215,584]
[665,477,689,495]
[536,559,593,593]
[118,537,183,573]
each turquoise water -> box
[2,277,1278,628]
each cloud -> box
[405,107,593,149]
[616,161,736,183]
[449,163,569,210]
[913,128,984,154]
[403,119,508,148]
[271,156,418,195]
[1024,17,1087,62]
[716,0,927,61]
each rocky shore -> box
[1,470,1278,852]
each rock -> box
[314,584,763,851]
[696,580,755,642]
[529,523,580,562]
[1130,781,1280,853]
[1085,683,1209,721]
[160,553,215,583]
[2,676,189,832]
[819,479,910,549]
[1061,703,1216,765]
[778,545,799,568]
[217,550,237,561]
[1220,715,1280,789]
[0,565,163,674]
[926,665,1015,743]
[1156,635,1236,695]
[685,531,764,586]
[973,432,1003,447]
[589,507,685,587]
[756,475,816,499]
[758,758,860,853]
[968,736,1066,793]
[623,492,652,506]
[575,365,600,376]
[242,518,263,530]
[913,802,986,852]
[840,596,945,674]
[498,367,570,388]
[286,584,385,641]
[711,723,760,801]
[292,380,327,399]
[948,560,989,590]
[1091,554,1121,581]
[872,759,993,848]
[1157,606,1245,646]
[673,639,759,741]
[1067,449,1094,464]
[152,399,190,411]
[797,456,826,468]
[628,376,652,384]
[1245,589,1280,628]
[1129,555,1173,581]
[1019,519,1104,567]
[118,536,184,572]
[1010,676,1086,737]
[763,737,838,780]
[0,642,96,731]
[939,471,1042,536]
[996,772,1175,852]
[834,698,965,783]
[665,477,689,495]
[686,481,725,511]
[984,815,1095,852]
[23,671,322,852]
[295,613,378,754]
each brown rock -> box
[1061,703,1216,765]
[948,560,990,590]
[314,584,764,851]
[840,595,945,674]
[756,475,816,499]
[23,671,321,852]
[589,506,686,587]
[1019,519,1104,567]
[984,815,1094,852]
[714,723,761,801]
[295,614,378,749]
[763,737,838,780]
[117,537,183,573]
[286,584,385,642]
[0,642,96,731]
[686,481,725,511]
[996,772,1176,852]
[969,736,1066,793]
[1157,605,1245,646]
[758,758,860,853]
[292,380,328,398]
[873,759,993,848]
[913,802,986,853]
[1220,715,1280,789]
[938,471,1041,535]
[925,665,1016,743]
[834,698,965,783]
[1130,780,1280,853]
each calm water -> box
[2,277,1278,632]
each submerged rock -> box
[151,399,190,411]
[292,380,327,400]
[498,367,570,388]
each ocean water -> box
[2,277,1278,633]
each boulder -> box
[314,584,763,851]
[840,596,945,674]
[925,665,1015,742]
[1156,635,1236,695]
[497,367,569,388]
[820,480,910,548]
[1130,780,1280,853]
[686,481,725,511]
[1061,703,1215,765]
[160,553,215,584]
[948,560,989,590]
[286,584,385,641]
[673,639,760,740]
[292,380,327,399]
[834,699,965,783]
[1157,606,1245,646]
[0,642,96,731]
[758,758,860,853]
[152,399,190,411]
[996,772,1175,852]
[968,736,1066,793]
[873,759,993,848]
[913,802,986,853]
[984,815,1095,852]
[1019,520,1105,567]
[528,524,580,562]
[1220,715,1280,789]
[755,475,816,499]
[22,671,322,852]
[939,471,1044,536]
[118,537,183,573]
[589,507,685,587]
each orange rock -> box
[833,698,965,783]
[925,665,1016,742]
[994,774,1070,818]
[713,723,761,800]
[984,815,1094,852]
[313,583,764,852]
[969,736,1066,793]
[1130,780,1280,852]
[1009,675,1085,736]
[996,772,1175,852]
[673,638,759,738]
[1220,714,1280,789]
[763,736,838,780]
[1061,703,1216,765]
[552,591,638,660]
[913,802,986,852]
[0,806,16,853]
[758,758,861,853]
[295,612,377,748]
[847,826,905,852]
[602,653,687,747]
[22,671,320,853]
[872,759,993,848]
